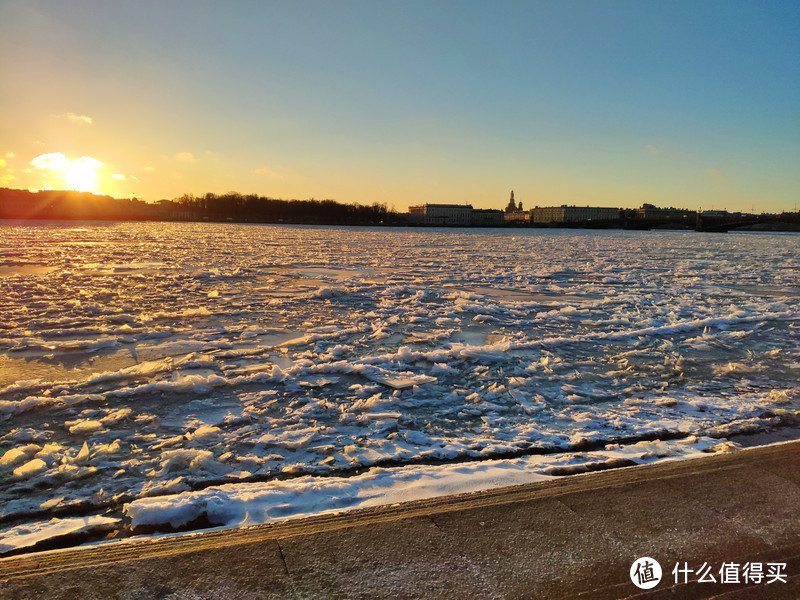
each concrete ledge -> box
[2,441,799,599]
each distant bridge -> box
[695,212,800,232]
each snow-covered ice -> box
[0,515,119,555]
[1,222,798,554]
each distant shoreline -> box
[3,216,800,233]
[2,188,799,232]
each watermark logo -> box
[631,557,662,589]
[672,561,787,585]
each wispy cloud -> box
[54,112,93,125]
[706,169,725,178]
[111,174,139,182]
[30,153,103,173]
[144,166,155,172]
[30,152,72,172]
[174,152,196,162]
[252,167,283,179]
[76,156,103,169]
[643,144,660,154]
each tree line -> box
[0,188,404,225]
[0,188,153,220]
[171,192,401,225]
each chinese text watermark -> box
[672,561,787,585]
[630,558,788,589]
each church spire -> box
[506,190,517,213]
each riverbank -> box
[2,439,798,599]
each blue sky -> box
[1,0,798,212]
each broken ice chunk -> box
[360,367,436,390]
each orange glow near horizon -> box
[29,152,105,195]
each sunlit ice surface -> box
[0,222,798,554]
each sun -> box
[66,162,99,192]
[29,153,106,193]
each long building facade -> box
[470,208,504,226]
[406,194,695,228]
[408,203,473,226]
[531,205,622,224]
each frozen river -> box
[1,222,799,553]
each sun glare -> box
[29,153,105,193]
[66,162,99,192]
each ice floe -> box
[0,223,798,554]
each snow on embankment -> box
[0,516,119,555]
[122,436,727,533]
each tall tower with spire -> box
[505,190,517,213]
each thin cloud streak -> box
[53,112,93,125]
[252,167,283,179]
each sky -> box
[1,0,798,213]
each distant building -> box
[505,190,518,213]
[633,204,695,221]
[531,205,621,224]
[157,199,197,220]
[408,203,473,226]
[471,208,505,226]
[504,210,531,223]
[504,190,530,223]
